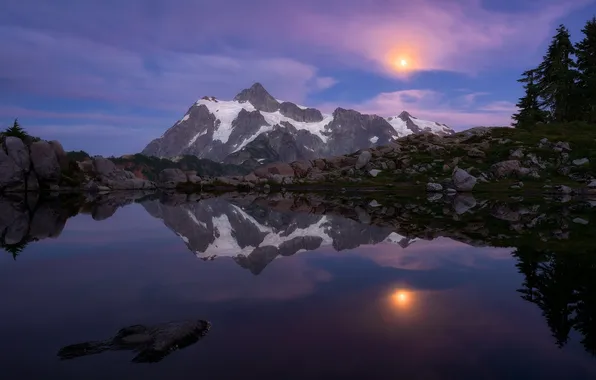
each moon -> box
[400,59,408,67]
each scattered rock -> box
[573,158,590,166]
[426,182,443,192]
[158,168,187,188]
[355,151,372,170]
[369,200,381,208]
[509,148,525,159]
[573,217,589,225]
[452,168,477,192]
[467,148,485,158]
[369,169,382,177]
[554,141,571,152]
[491,160,522,178]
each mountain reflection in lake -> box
[1,191,596,379]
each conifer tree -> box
[575,17,596,123]
[3,118,29,139]
[534,24,578,122]
[512,69,549,129]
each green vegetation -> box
[514,18,596,127]
[66,150,91,162]
[109,154,251,180]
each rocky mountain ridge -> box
[142,83,454,165]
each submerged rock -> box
[57,319,211,363]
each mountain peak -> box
[398,111,413,120]
[234,82,280,112]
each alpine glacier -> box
[142,83,454,166]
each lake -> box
[1,191,596,379]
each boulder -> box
[355,151,372,170]
[290,161,312,178]
[452,168,477,192]
[426,182,443,192]
[30,141,61,183]
[49,140,69,170]
[588,180,596,188]
[243,173,258,183]
[467,148,485,158]
[313,159,326,171]
[158,168,187,188]
[93,157,117,177]
[573,158,590,166]
[491,160,522,178]
[255,163,295,178]
[0,149,23,190]
[5,137,30,172]
[509,148,524,160]
[369,169,382,177]
[554,141,571,152]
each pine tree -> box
[575,17,596,123]
[512,69,549,129]
[3,118,29,139]
[534,24,578,123]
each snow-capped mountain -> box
[142,83,454,165]
[142,198,418,275]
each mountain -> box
[142,198,418,275]
[142,83,454,165]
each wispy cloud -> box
[0,25,336,111]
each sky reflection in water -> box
[0,195,595,380]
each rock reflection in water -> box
[57,319,211,363]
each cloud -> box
[319,89,516,128]
[288,0,593,76]
[0,25,336,110]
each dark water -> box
[1,192,596,379]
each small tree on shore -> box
[512,69,549,129]
[3,118,30,140]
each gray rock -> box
[509,148,524,159]
[4,136,30,172]
[355,151,372,169]
[452,168,477,192]
[369,200,381,208]
[158,168,187,187]
[554,141,571,152]
[49,140,69,171]
[587,180,596,188]
[0,148,23,190]
[573,217,589,225]
[290,161,312,178]
[30,141,62,183]
[426,182,443,192]
[467,148,485,158]
[93,157,117,177]
[427,193,443,202]
[491,160,523,178]
[452,194,477,214]
[369,169,381,177]
[573,158,590,166]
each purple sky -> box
[1,0,595,155]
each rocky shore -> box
[2,125,595,196]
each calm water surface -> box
[1,193,596,379]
